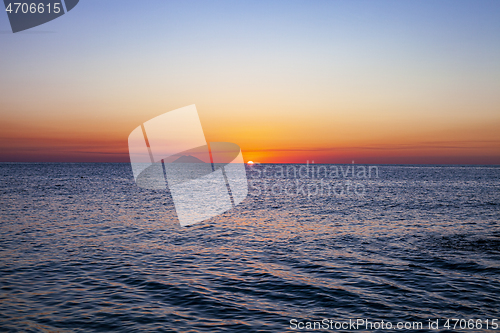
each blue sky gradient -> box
[1,0,499,163]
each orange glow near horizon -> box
[0,105,499,164]
[1,1,499,165]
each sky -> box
[0,0,499,164]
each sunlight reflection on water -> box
[0,163,499,332]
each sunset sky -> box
[1,0,499,164]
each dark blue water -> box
[1,163,499,332]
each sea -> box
[0,163,499,332]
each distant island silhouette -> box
[172,155,205,163]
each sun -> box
[247,161,254,165]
